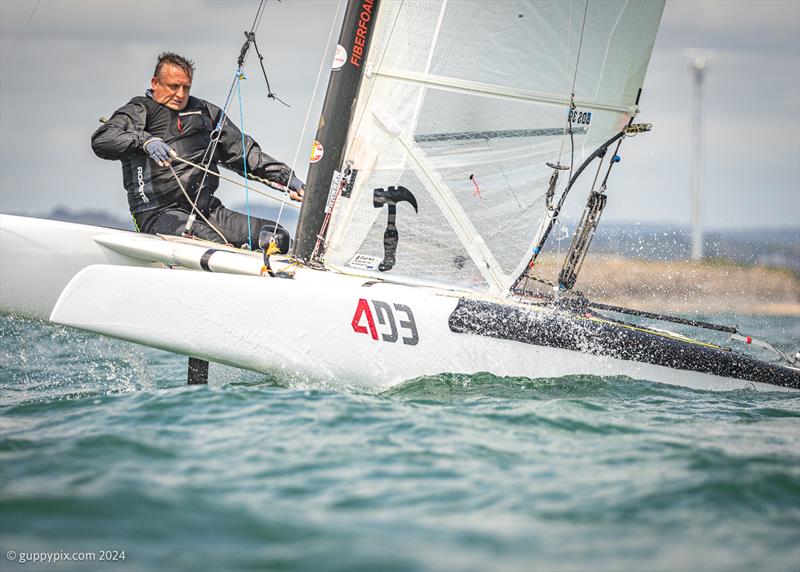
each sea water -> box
[1,314,798,571]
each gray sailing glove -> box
[143,138,175,166]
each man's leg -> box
[207,204,290,251]
[138,208,227,243]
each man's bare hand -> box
[288,174,305,202]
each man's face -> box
[151,63,192,110]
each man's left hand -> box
[143,137,176,167]
[288,175,304,202]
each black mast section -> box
[293,0,381,261]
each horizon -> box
[17,203,800,236]
[11,203,798,272]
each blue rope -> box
[217,69,241,130]
[236,69,252,250]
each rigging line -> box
[278,0,344,234]
[202,25,261,167]
[536,0,588,272]
[242,5,292,106]
[168,164,229,243]
[198,69,240,172]
[569,113,575,177]
[0,0,41,73]
[250,36,290,107]
[254,4,268,33]
[497,167,523,209]
[567,0,589,172]
[556,0,575,163]
[187,70,241,237]
[571,0,589,94]
[250,0,267,34]
[236,74,253,250]
[511,127,627,293]
[587,301,739,335]
[194,0,273,215]
[601,138,624,188]
[589,149,605,194]
[237,4,290,107]
[198,0,274,178]
[196,13,260,202]
[172,155,300,209]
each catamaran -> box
[1,0,798,391]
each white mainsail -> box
[321,0,664,295]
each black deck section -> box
[448,299,800,389]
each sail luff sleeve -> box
[293,0,382,261]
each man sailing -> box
[91,52,302,250]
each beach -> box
[529,256,800,316]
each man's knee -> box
[138,209,189,236]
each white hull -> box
[0,216,158,319]
[1,215,796,392]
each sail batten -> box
[414,127,587,144]
[396,135,507,293]
[373,69,638,114]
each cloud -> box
[658,0,799,53]
[0,0,797,229]
[0,0,340,215]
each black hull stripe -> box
[200,249,222,272]
[448,299,800,389]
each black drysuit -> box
[91,90,291,248]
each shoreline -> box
[527,256,800,317]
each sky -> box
[0,0,798,231]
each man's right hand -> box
[288,174,305,202]
[143,137,177,167]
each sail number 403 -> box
[351,298,418,345]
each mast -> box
[293,0,381,261]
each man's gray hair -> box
[154,52,195,79]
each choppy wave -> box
[1,315,799,571]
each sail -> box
[320,0,665,294]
